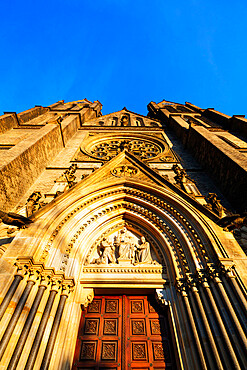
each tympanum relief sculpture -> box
[90,228,158,266]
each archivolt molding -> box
[35,185,221,282]
[44,200,185,278]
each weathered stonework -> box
[0,99,246,369]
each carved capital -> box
[39,273,49,287]
[61,278,75,296]
[26,267,41,282]
[50,273,64,291]
[39,269,54,287]
[218,261,236,279]
[14,257,33,276]
[175,278,187,295]
[206,264,222,283]
[196,270,210,288]
[186,273,198,291]
[14,263,28,276]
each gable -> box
[34,150,220,224]
[82,108,161,127]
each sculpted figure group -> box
[94,227,153,265]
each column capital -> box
[14,257,44,281]
[50,273,64,292]
[206,264,222,283]
[196,269,210,288]
[186,273,198,292]
[218,261,236,278]
[175,278,188,295]
[61,278,75,296]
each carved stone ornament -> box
[0,210,33,230]
[205,193,223,217]
[217,213,247,232]
[89,228,159,267]
[55,164,78,188]
[111,165,138,177]
[81,288,94,310]
[155,289,170,307]
[26,191,43,216]
[172,164,198,195]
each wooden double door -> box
[73,295,174,370]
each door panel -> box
[73,295,174,370]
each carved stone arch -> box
[43,201,205,284]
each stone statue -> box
[172,164,195,193]
[0,210,33,228]
[114,227,133,259]
[172,164,187,185]
[54,164,78,188]
[90,230,156,266]
[120,115,129,126]
[26,191,42,216]
[96,237,116,264]
[172,164,198,195]
[205,193,223,217]
[137,236,153,263]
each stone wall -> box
[186,125,247,211]
[0,114,17,135]
[17,106,49,124]
[148,101,247,212]
[0,124,64,211]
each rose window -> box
[89,139,161,160]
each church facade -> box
[0,99,246,369]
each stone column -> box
[176,280,207,370]
[187,274,224,369]
[229,276,247,312]
[177,291,198,369]
[201,271,241,369]
[198,284,231,369]
[7,274,48,370]
[40,282,72,370]
[0,274,23,322]
[222,265,247,321]
[0,274,36,360]
[24,279,60,370]
[208,266,247,350]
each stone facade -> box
[0,99,246,369]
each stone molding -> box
[83,266,164,274]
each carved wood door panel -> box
[72,295,174,370]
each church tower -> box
[0,99,246,369]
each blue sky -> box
[1,0,247,116]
